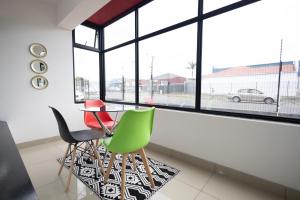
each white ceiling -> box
[20,0,109,30]
[57,0,110,30]
[30,0,60,6]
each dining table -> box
[80,103,140,137]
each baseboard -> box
[147,142,215,172]
[17,136,61,149]
[147,142,300,200]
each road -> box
[103,92,300,119]
[201,97,300,118]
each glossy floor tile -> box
[203,174,284,200]
[151,177,200,200]
[195,192,219,200]
[19,140,284,200]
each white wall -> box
[1,0,300,192]
[0,0,86,143]
[151,109,300,191]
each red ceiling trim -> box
[88,0,145,26]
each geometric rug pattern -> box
[57,146,180,200]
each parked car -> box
[227,89,275,104]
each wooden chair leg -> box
[65,144,77,192]
[95,128,103,146]
[131,153,136,171]
[58,144,70,176]
[103,149,108,164]
[139,148,155,188]
[104,152,116,183]
[121,153,128,200]
[86,142,95,160]
[90,141,105,175]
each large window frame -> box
[73,21,101,103]
[72,0,300,124]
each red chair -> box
[84,99,115,130]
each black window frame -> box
[72,0,300,124]
[73,21,101,103]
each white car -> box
[227,89,275,104]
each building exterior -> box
[202,61,299,97]
[139,73,188,94]
[75,77,90,98]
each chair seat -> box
[85,120,116,129]
[70,129,105,142]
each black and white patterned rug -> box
[57,146,180,200]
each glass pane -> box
[139,0,198,36]
[105,44,135,102]
[74,48,100,101]
[75,25,98,49]
[139,24,197,107]
[204,0,240,13]
[201,0,300,119]
[104,12,135,49]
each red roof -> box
[139,73,187,85]
[204,63,295,79]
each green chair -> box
[101,107,155,200]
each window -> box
[74,48,100,102]
[105,44,135,102]
[139,24,197,107]
[73,0,300,123]
[73,25,100,102]
[201,0,300,119]
[238,89,248,93]
[203,0,240,13]
[138,0,198,36]
[249,89,263,95]
[75,25,98,49]
[104,12,135,49]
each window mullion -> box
[135,9,139,105]
[99,28,105,101]
[195,0,203,111]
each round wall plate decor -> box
[29,43,47,58]
[30,59,48,74]
[31,75,48,90]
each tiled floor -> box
[19,140,283,200]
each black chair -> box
[49,106,105,192]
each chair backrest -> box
[84,99,113,125]
[107,107,155,153]
[49,106,77,143]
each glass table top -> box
[80,103,140,112]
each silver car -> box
[227,89,275,104]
